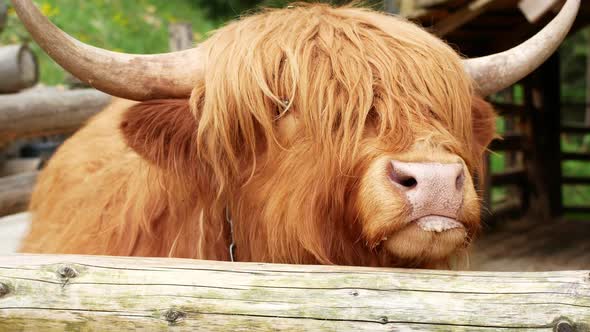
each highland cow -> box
[12,0,579,268]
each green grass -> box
[1,0,218,85]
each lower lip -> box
[414,215,464,233]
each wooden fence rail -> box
[0,254,588,331]
[0,87,110,142]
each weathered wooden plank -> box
[0,171,37,217]
[0,87,110,141]
[0,254,588,331]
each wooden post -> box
[0,0,7,33]
[525,53,563,220]
[168,23,193,52]
[482,151,493,223]
[0,254,588,330]
[585,41,590,127]
[0,45,39,94]
[384,0,400,14]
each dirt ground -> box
[470,217,590,271]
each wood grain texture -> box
[0,254,588,331]
[0,87,110,141]
[0,171,36,217]
[0,45,38,93]
[0,158,41,177]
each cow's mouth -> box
[413,215,464,232]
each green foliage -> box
[0,0,215,85]
[195,0,383,19]
[561,27,590,103]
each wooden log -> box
[0,254,588,330]
[0,45,39,93]
[0,158,41,177]
[0,87,111,141]
[0,171,37,217]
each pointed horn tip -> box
[11,0,205,100]
[464,0,580,97]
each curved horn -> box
[464,0,580,97]
[11,0,204,101]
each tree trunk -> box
[0,171,37,217]
[0,45,39,94]
[0,87,111,142]
[0,254,588,331]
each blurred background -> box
[0,0,589,270]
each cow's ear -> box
[471,96,497,156]
[120,99,197,171]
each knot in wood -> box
[555,319,576,332]
[57,265,78,279]
[0,283,8,297]
[378,316,389,324]
[350,290,359,297]
[164,309,186,324]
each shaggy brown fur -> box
[21,3,496,268]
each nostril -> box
[390,165,418,189]
[455,171,465,191]
[398,176,417,188]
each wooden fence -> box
[0,254,589,331]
